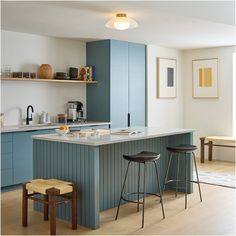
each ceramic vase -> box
[38,64,53,79]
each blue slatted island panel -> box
[33,128,193,229]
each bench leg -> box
[208,141,213,161]
[22,183,28,227]
[200,137,205,163]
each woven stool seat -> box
[26,179,73,195]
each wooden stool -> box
[22,179,77,235]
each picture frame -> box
[192,58,219,98]
[156,57,177,98]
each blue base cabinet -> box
[86,40,146,128]
[1,129,54,187]
[12,130,54,185]
[1,133,13,187]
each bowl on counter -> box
[55,129,69,136]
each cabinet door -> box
[86,40,111,122]
[13,132,32,184]
[13,129,53,184]
[110,40,129,128]
[1,133,13,187]
[128,43,146,126]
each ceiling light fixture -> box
[105,13,138,30]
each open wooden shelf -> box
[1,77,97,84]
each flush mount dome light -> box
[105,13,138,30]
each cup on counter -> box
[40,112,51,124]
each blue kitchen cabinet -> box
[12,129,54,185]
[1,129,54,187]
[110,40,129,128]
[1,133,13,187]
[128,43,146,126]
[12,132,33,184]
[86,40,111,122]
[86,40,146,128]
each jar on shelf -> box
[57,114,67,124]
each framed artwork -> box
[157,58,177,98]
[192,58,219,98]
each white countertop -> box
[32,126,194,146]
[1,121,111,133]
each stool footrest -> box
[121,197,144,204]
[121,191,162,204]
[165,179,199,185]
[26,192,73,205]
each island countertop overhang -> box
[32,126,194,146]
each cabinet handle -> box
[128,113,130,127]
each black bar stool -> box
[115,151,165,228]
[163,144,202,209]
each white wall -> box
[183,46,235,161]
[147,45,184,128]
[1,30,86,125]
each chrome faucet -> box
[26,105,34,125]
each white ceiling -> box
[1,1,236,50]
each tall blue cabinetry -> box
[86,40,146,128]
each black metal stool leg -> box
[154,161,165,219]
[192,152,202,202]
[185,153,188,209]
[175,153,180,197]
[163,152,173,192]
[142,163,146,228]
[137,163,141,212]
[115,161,131,220]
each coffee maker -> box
[67,101,83,122]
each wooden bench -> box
[200,136,236,163]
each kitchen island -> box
[32,127,194,229]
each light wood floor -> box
[1,160,236,235]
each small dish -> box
[56,129,69,136]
